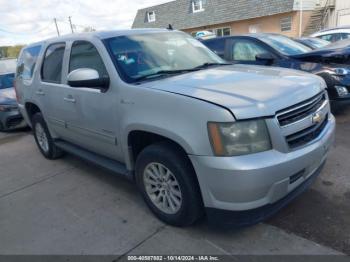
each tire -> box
[32,112,64,160]
[135,142,203,227]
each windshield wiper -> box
[192,62,232,70]
[134,69,199,82]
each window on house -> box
[192,0,204,13]
[280,16,292,32]
[215,27,231,37]
[147,11,156,22]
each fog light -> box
[335,86,349,97]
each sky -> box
[0,0,171,46]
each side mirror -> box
[67,68,109,91]
[255,53,275,65]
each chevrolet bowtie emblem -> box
[312,112,323,124]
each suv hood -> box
[147,64,324,119]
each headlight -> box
[0,105,17,112]
[208,120,272,156]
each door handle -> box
[35,90,45,96]
[64,97,76,103]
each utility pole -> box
[299,0,303,37]
[54,18,60,36]
[68,16,74,34]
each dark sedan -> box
[202,34,350,110]
[0,60,27,131]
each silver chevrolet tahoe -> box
[15,29,335,227]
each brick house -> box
[132,0,320,37]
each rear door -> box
[38,42,67,137]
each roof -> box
[27,29,172,47]
[132,0,296,30]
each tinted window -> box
[41,43,65,83]
[203,39,225,57]
[232,40,269,61]
[69,41,108,78]
[17,46,41,80]
[0,73,15,89]
[341,33,350,40]
[319,33,342,42]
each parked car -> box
[202,33,350,110]
[310,26,350,43]
[16,29,335,227]
[294,37,330,49]
[0,59,27,131]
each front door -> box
[60,40,122,161]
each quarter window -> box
[147,11,156,22]
[17,45,41,80]
[192,0,204,13]
[69,41,108,79]
[280,16,292,32]
[41,43,65,83]
[232,40,269,61]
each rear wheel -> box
[135,142,203,227]
[32,113,64,159]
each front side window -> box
[280,16,292,32]
[17,45,41,80]
[69,41,108,79]
[105,32,224,83]
[147,11,156,22]
[41,43,65,83]
[232,40,269,61]
[192,0,204,13]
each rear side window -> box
[41,43,66,83]
[69,41,108,78]
[203,39,225,58]
[17,45,41,80]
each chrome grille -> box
[277,92,326,127]
[276,91,329,149]
[286,116,328,149]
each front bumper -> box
[189,114,335,223]
[0,109,27,131]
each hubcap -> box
[143,162,182,214]
[35,123,49,153]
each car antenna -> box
[167,24,173,30]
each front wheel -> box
[32,113,64,159]
[135,142,203,227]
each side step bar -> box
[55,140,133,180]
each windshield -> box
[0,73,15,90]
[259,35,312,56]
[105,32,225,83]
[305,38,330,49]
